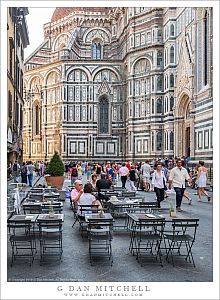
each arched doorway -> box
[174,93,193,158]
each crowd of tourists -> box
[8,156,211,211]
[67,157,211,213]
[8,161,47,187]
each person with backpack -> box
[21,162,28,184]
[71,163,78,185]
[12,160,20,183]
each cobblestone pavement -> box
[7,175,213,282]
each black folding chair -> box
[23,204,42,214]
[164,218,199,267]
[41,204,63,214]
[8,220,36,266]
[87,219,114,266]
[76,204,99,236]
[37,218,63,264]
[137,218,165,266]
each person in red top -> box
[126,161,131,170]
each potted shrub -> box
[45,152,65,189]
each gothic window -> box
[170,73,174,87]
[151,132,154,151]
[134,58,151,75]
[170,45,175,63]
[170,96,174,111]
[170,24,175,36]
[33,104,40,136]
[157,29,162,41]
[152,99,155,114]
[157,75,163,91]
[157,50,163,67]
[156,98,162,113]
[156,131,162,151]
[151,76,154,91]
[170,131,174,150]
[204,11,208,85]
[92,41,102,59]
[164,48,167,65]
[99,97,109,134]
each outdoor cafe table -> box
[8,214,38,223]
[43,192,60,198]
[37,213,64,222]
[127,212,195,223]
[85,213,114,222]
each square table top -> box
[43,192,60,197]
[37,214,64,222]
[128,212,198,222]
[22,201,42,206]
[85,213,113,222]
[128,213,165,222]
[8,214,38,223]
[108,199,141,206]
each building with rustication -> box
[7,7,29,164]
[23,7,213,164]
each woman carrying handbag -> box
[151,163,167,208]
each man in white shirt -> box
[140,160,151,191]
[118,163,129,189]
[169,159,191,211]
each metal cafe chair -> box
[87,218,114,266]
[75,204,100,236]
[23,203,42,214]
[37,218,63,264]
[135,218,165,267]
[28,194,43,201]
[8,220,36,266]
[41,203,63,214]
[164,218,199,267]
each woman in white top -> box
[77,183,102,218]
[151,163,167,208]
[197,161,211,202]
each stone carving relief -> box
[85,29,110,43]
[54,34,69,51]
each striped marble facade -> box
[23,7,213,164]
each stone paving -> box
[7,175,213,282]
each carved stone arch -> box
[174,92,194,158]
[52,32,71,51]
[92,66,121,82]
[175,92,191,117]
[131,55,153,75]
[44,69,61,86]
[28,74,43,91]
[83,27,110,44]
[66,66,91,81]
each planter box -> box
[45,176,64,189]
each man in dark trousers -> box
[96,173,112,201]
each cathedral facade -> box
[23,7,213,164]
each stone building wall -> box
[23,7,213,164]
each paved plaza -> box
[7,175,213,282]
